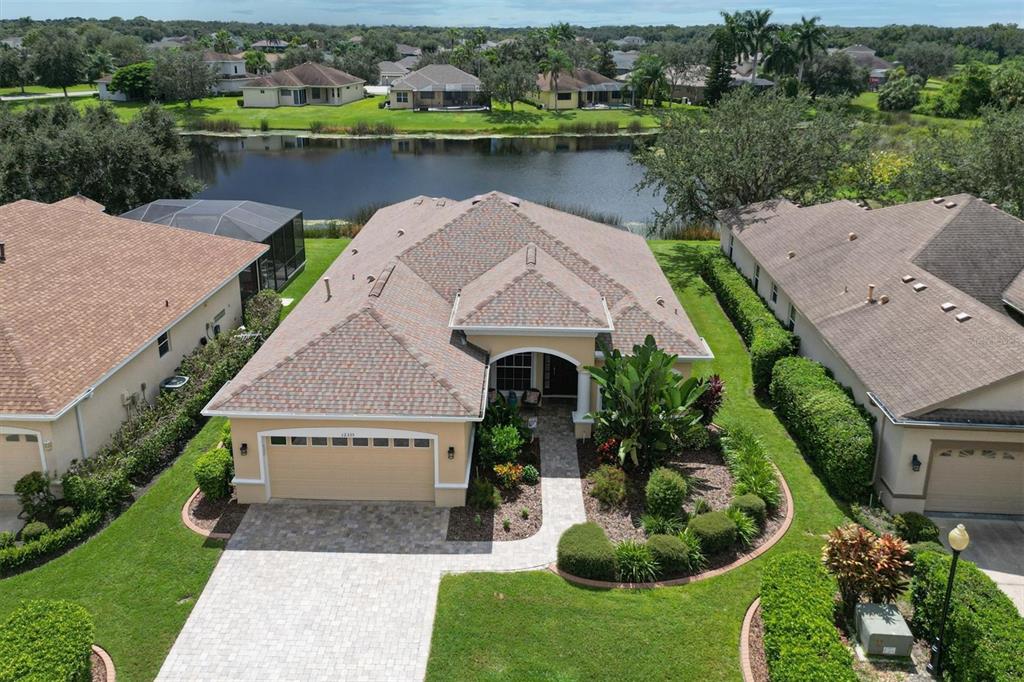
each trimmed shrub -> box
[0,599,95,682]
[194,447,233,500]
[641,513,685,536]
[478,423,524,467]
[769,356,875,501]
[726,507,758,546]
[678,421,712,450]
[0,511,103,577]
[647,533,694,578]
[720,425,781,508]
[221,421,233,453]
[521,464,539,485]
[730,493,767,526]
[700,253,797,391]
[467,478,501,510]
[54,506,76,528]
[557,522,616,581]
[912,551,1024,681]
[244,289,283,338]
[587,464,627,508]
[760,552,855,682]
[0,532,13,549]
[61,464,133,515]
[20,521,49,542]
[907,540,948,559]
[893,511,939,544]
[645,467,689,518]
[687,510,737,554]
[14,471,54,521]
[615,540,660,583]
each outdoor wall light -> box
[240,443,248,456]
[447,446,455,460]
[911,454,922,472]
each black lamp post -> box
[927,523,970,677]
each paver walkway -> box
[157,405,585,681]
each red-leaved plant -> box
[595,437,621,465]
[822,523,914,616]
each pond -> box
[187,134,663,230]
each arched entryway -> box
[489,347,595,436]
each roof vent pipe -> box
[787,250,796,259]
[879,295,890,304]
[323,277,332,300]
[396,229,405,237]
[848,232,857,241]
[867,284,876,303]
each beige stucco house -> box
[719,195,1024,515]
[205,192,712,507]
[242,62,365,108]
[534,68,628,110]
[387,64,486,111]
[0,196,266,494]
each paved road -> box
[0,90,96,102]
[157,406,585,681]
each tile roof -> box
[395,56,420,70]
[247,62,364,89]
[1003,270,1024,312]
[915,408,1024,427]
[390,64,480,92]
[377,60,410,76]
[536,68,622,92]
[0,199,267,416]
[121,199,300,243]
[720,195,1024,418]
[208,192,709,418]
[52,195,105,213]
[202,50,243,62]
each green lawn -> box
[0,83,96,97]
[425,240,850,682]
[279,238,349,318]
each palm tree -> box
[629,53,668,106]
[244,50,271,75]
[547,22,575,47]
[539,48,572,110]
[445,27,461,50]
[764,28,799,78]
[213,30,234,54]
[716,11,745,66]
[740,9,775,81]
[793,16,828,83]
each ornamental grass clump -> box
[720,425,781,508]
[614,540,660,583]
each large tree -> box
[26,27,86,96]
[482,59,534,112]
[739,9,775,81]
[152,49,218,106]
[805,52,867,97]
[110,61,155,100]
[636,88,863,226]
[101,34,147,67]
[793,15,827,83]
[0,101,200,213]
[334,46,378,84]
[629,53,668,105]
[0,45,32,94]
[893,41,954,80]
[991,57,1024,109]
[243,50,271,75]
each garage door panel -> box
[267,444,434,502]
[926,444,1024,515]
[1,438,43,494]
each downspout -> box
[74,388,94,459]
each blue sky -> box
[1,0,1022,27]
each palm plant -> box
[539,48,572,110]
[244,50,271,75]
[716,11,745,66]
[740,9,776,81]
[794,15,828,82]
[629,53,669,106]
[445,28,462,50]
[764,28,800,78]
[586,335,706,469]
[547,22,575,47]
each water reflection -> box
[187,134,662,226]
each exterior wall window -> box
[281,89,291,98]
[413,438,431,448]
[4,434,19,442]
[421,91,434,100]
[753,264,760,291]
[157,332,171,357]
[557,92,572,100]
[396,91,408,103]
[495,352,533,391]
[728,233,735,258]
[331,437,348,446]
[770,281,778,304]
[787,303,796,331]
[311,87,321,99]
[270,436,286,445]
[290,436,307,446]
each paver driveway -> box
[930,514,1024,615]
[157,406,585,681]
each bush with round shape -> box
[687,510,737,554]
[243,289,283,338]
[20,521,50,542]
[479,423,524,467]
[193,446,233,501]
[521,464,539,485]
[647,533,697,578]
[893,511,939,544]
[641,513,685,537]
[614,540,660,583]
[0,532,13,549]
[0,599,95,682]
[221,421,233,453]
[13,471,54,521]
[645,467,688,518]
[54,506,76,528]
[730,493,766,526]
[586,464,626,508]
[726,507,758,546]
[557,522,616,581]
[467,478,501,510]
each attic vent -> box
[901,275,915,283]
[932,197,944,204]
[955,312,972,323]
[434,198,446,207]
[787,251,796,259]
[941,302,957,312]
[366,275,375,284]
[913,282,927,292]
[945,201,957,209]
[507,196,521,207]
[526,245,537,266]
[369,263,395,297]
[470,194,485,204]
[879,295,890,304]
[350,248,358,255]
[848,232,858,241]
[656,296,666,307]
[396,229,405,237]
[413,198,423,205]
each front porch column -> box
[576,368,591,415]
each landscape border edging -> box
[180,487,233,541]
[93,644,116,682]
[740,596,761,682]
[548,463,794,589]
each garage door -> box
[1,433,43,494]
[266,433,434,502]
[926,442,1024,515]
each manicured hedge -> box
[646,534,691,578]
[769,356,874,501]
[0,511,103,577]
[243,288,284,337]
[686,511,737,554]
[194,447,233,500]
[0,600,94,682]
[700,253,797,391]
[760,552,855,682]
[557,522,616,581]
[912,551,1024,681]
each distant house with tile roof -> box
[719,195,1024,515]
[241,62,365,108]
[534,68,628,109]
[388,64,486,110]
[205,192,712,507]
[0,197,265,494]
[377,60,410,86]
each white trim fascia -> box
[600,297,615,331]
[448,293,461,328]
[0,425,47,474]
[203,409,484,422]
[454,326,609,336]
[1,256,264,422]
[867,392,1024,432]
[591,336,714,363]
[1002,297,1024,315]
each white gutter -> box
[867,392,1024,431]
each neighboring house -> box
[377,60,410,86]
[203,50,256,94]
[719,195,1024,515]
[611,50,639,76]
[534,68,628,109]
[388,64,487,111]
[148,35,193,51]
[241,62,365,108]
[395,43,422,59]
[0,197,265,494]
[94,75,127,102]
[121,199,306,296]
[204,192,712,506]
[833,44,895,89]
[250,39,290,53]
[395,55,420,71]
[659,65,774,104]
[613,36,646,48]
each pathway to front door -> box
[157,405,586,681]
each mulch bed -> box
[749,604,768,682]
[447,439,542,542]
[576,439,788,570]
[187,490,249,536]
[90,651,107,682]
[840,603,933,681]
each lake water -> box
[187,134,664,229]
